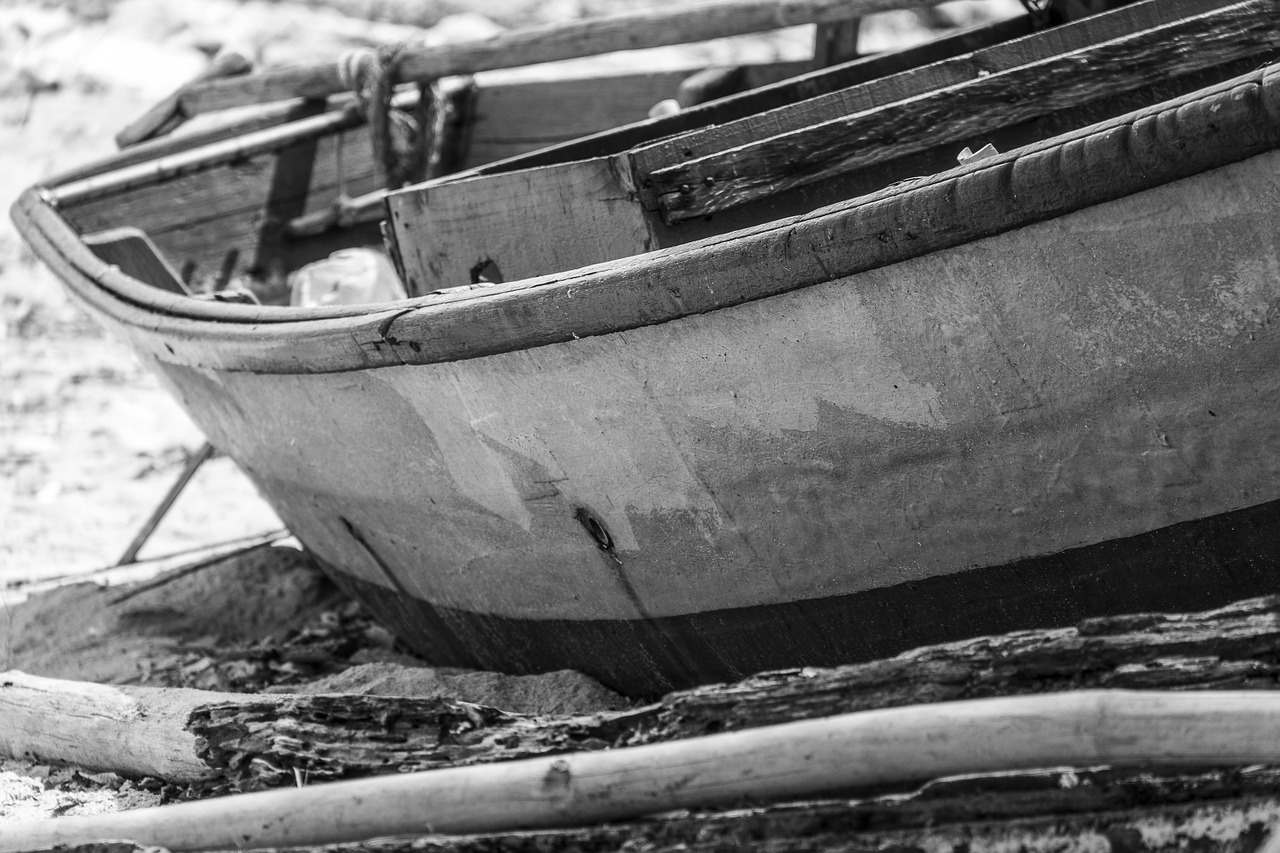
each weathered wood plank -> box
[646,52,1270,245]
[28,62,1277,375]
[193,596,1280,789]
[21,593,1280,852]
[649,0,1280,221]
[390,0,1280,293]
[460,62,809,169]
[8,595,1280,795]
[454,14,1036,175]
[59,125,382,289]
[13,689,1280,850]
[628,0,1225,177]
[83,228,189,295]
[58,67,760,289]
[390,157,648,296]
[812,18,862,67]
[179,0,943,115]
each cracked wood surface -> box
[15,689,1280,850]
[647,0,1280,221]
[390,0,1280,291]
[8,596,1280,792]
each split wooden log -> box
[176,0,939,117]
[7,595,1280,792]
[12,689,1280,851]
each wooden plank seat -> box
[83,227,190,296]
[385,0,1280,295]
[52,59,817,299]
[48,0,1065,302]
[84,226,263,303]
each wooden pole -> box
[6,595,1280,793]
[7,690,1280,852]
[115,441,217,566]
[177,0,936,116]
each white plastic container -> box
[289,248,407,307]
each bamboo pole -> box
[6,690,1280,852]
[177,0,933,116]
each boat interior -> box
[25,0,1280,313]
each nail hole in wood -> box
[574,508,613,551]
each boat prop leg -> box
[115,440,217,567]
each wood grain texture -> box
[628,0,1231,179]
[0,672,235,783]
[376,65,1280,373]
[10,594,1279,792]
[390,156,649,295]
[56,68,722,288]
[393,0,1266,286]
[83,228,189,295]
[459,62,808,169]
[178,0,934,115]
[644,52,1271,248]
[465,14,1036,175]
[12,690,1280,850]
[649,0,1280,220]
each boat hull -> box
[328,496,1280,693]
[18,67,1280,695]
[140,143,1280,693]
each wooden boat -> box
[14,0,1280,696]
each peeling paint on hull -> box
[145,151,1280,693]
[17,65,1280,695]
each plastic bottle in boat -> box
[288,248,407,307]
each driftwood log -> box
[29,767,1280,852]
[7,594,1280,791]
[12,690,1280,851]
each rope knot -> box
[336,42,432,191]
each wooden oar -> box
[175,0,942,118]
[6,690,1280,852]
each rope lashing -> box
[337,44,433,190]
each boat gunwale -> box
[11,62,1280,375]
